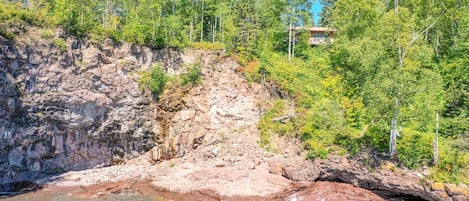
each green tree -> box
[331,0,445,157]
[319,0,336,26]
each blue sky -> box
[311,0,323,25]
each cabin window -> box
[313,34,326,38]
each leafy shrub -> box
[396,129,433,169]
[0,27,15,39]
[121,23,149,45]
[53,38,67,51]
[334,129,363,156]
[306,140,329,159]
[40,29,53,38]
[0,2,50,27]
[153,37,166,48]
[88,28,106,44]
[138,65,169,96]
[258,100,291,148]
[431,139,469,184]
[302,120,339,159]
[361,123,389,153]
[236,59,262,82]
[256,51,349,157]
[439,116,469,138]
[190,42,225,51]
[181,64,202,86]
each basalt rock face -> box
[0,30,204,184]
[0,28,266,185]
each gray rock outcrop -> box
[0,35,162,183]
[0,28,262,184]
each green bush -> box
[0,27,15,39]
[334,129,363,156]
[302,124,338,159]
[0,2,50,27]
[306,140,329,159]
[40,29,53,38]
[256,51,348,157]
[361,124,389,153]
[181,64,202,86]
[431,139,469,184]
[439,116,469,138]
[258,100,289,148]
[138,65,169,96]
[121,23,148,45]
[53,38,67,51]
[190,42,225,51]
[396,129,433,169]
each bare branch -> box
[409,21,436,45]
[272,114,296,122]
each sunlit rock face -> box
[286,181,386,201]
[0,33,187,183]
[0,29,266,185]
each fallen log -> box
[272,114,296,122]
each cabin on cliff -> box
[307,27,337,45]
[292,27,337,46]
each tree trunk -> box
[172,0,176,15]
[102,0,109,28]
[200,0,204,41]
[433,113,439,164]
[215,17,218,42]
[435,26,439,58]
[220,13,224,43]
[390,99,399,157]
[157,6,162,35]
[80,2,84,28]
[190,18,193,43]
[395,0,405,68]
[212,21,215,43]
[288,15,292,62]
[151,9,156,41]
[292,28,296,60]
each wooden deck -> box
[308,37,335,45]
[293,26,337,45]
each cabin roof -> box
[292,26,337,32]
[309,27,337,32]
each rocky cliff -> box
[0,27,264,184]
[1,27,468,201]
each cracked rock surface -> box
[1,27,264,184]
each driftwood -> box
[272,114,296,122]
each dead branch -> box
[272,114,296,122]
